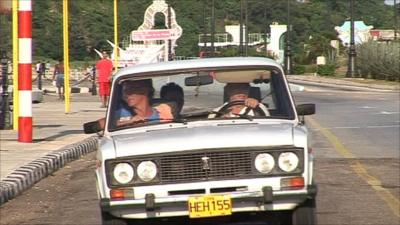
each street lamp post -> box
[245,0,248,56]
[395,0,398,41]
[239,0,244,56]
[284,0,293,75]
[168,6,172,60]
[210,0,215,57]
[264,0,271,57]
[264,5,269,57]
[203,0,207,55]
[346,0,356,78]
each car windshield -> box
[107,67,295,131]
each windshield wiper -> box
[147,117,188,124]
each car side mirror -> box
[83,120,103,134]
[296,103,315,116]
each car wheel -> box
[101,211,129,225]
[291,198,317,225]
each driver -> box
[209,83,269,118]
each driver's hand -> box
[245,98,259,108]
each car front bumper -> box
[100,185,317,219]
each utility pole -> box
[0,51,11,129]
[346,0,356,78]
[284,0,293,75]
[210,0,215,57]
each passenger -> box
[117,79,175,127]
[210,83,269,118]
[160,82,184,115]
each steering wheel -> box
[215,100,267,117]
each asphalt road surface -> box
[295,85,400,225]
[0,86,399,225]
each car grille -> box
[160,151,253,183]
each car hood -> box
[111,122,299,158]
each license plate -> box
[188,195,232,218]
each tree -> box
[0,0,396,61]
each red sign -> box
[131,29,173,41]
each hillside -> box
[0,0,396,61]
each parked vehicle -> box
[84,57,317,225]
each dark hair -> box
[224,83,250,97]
[123,79,155,99]
[160,82,184,112]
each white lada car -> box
[84,57,317,225]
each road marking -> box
[376,111,400,115]
[366,125,400,128]
[359,106,376,109]
[311,125,400,131]
[330,126,361,129]
[307,117,400,218]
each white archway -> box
[136,0,182,59]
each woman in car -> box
[116,79,176,127]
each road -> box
[295,85,400,225]
[0,86,399,225]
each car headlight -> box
[278,152,299,172]
[113,163,134,184]
[254,153,275,174]
[137,161,157,182]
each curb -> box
[43,86,92,94]
[0,136,98,205]
[287,78,399,92]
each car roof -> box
[113,57,284,80]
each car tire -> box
[291,198,317,225]
[101,211,129,225]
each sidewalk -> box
[287,75,400,92]
[0,76,398,205]
[0,92,105,204]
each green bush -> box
[293,65,306,75]
[305,64,318,73]
[356,41,400,81]
[317,64,336,76]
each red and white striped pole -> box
[18,0,32,142]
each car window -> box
[107,68,295,131]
